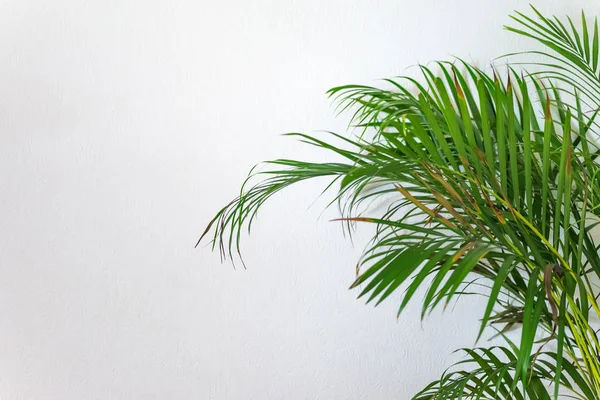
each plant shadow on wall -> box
[200,6,600,399]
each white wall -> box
[0,1,597,399]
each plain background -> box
[1,0,599,399]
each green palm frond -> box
[413,346,594,400]
[506,7,600,99]
[506,6,600,154]
[201,7,600,400]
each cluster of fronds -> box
[201,6,600,399]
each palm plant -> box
[200,6,600,399]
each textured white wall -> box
[0,1,598,399]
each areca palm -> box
[201,6,600,399]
